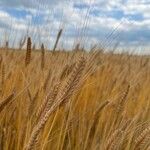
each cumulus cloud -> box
[0,0,149,53]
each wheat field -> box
[0,45,150,150]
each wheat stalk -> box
[84,101,109,150]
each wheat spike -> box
[0,92,15,113]
[25,37,32,66]
[117,84,130,113]
[53,29,63,52]
[41,43,45,70]
[5,41,9,49]
[25,57,86,150]
[35,83,59,123]
[134,125,150,149]
[60,63,75,81]
[104,129,123,150]
[74,43,80,51]
[1,63,5,86]
[43,69,51,91]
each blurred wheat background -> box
[0,38,150,150]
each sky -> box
[0,0,150,54]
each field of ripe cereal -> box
[0,46,149,150]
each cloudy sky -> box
[0,0,149,53]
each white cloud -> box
[0,0,149,53]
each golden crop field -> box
[0,43,150,150]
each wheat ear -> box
[1,63,5,86]
[53,29,63,52]
[41,43,45,70]
[43,70,51,91]
[134,125,150,149]
[0,92,15,113]
[35,83,59,123]
[104,129,123,150]
[25,57,86,150]
[117,84,130,113]
[25,37,32,66]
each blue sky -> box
[0,0,149,53]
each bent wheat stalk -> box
[25,57,86,150]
